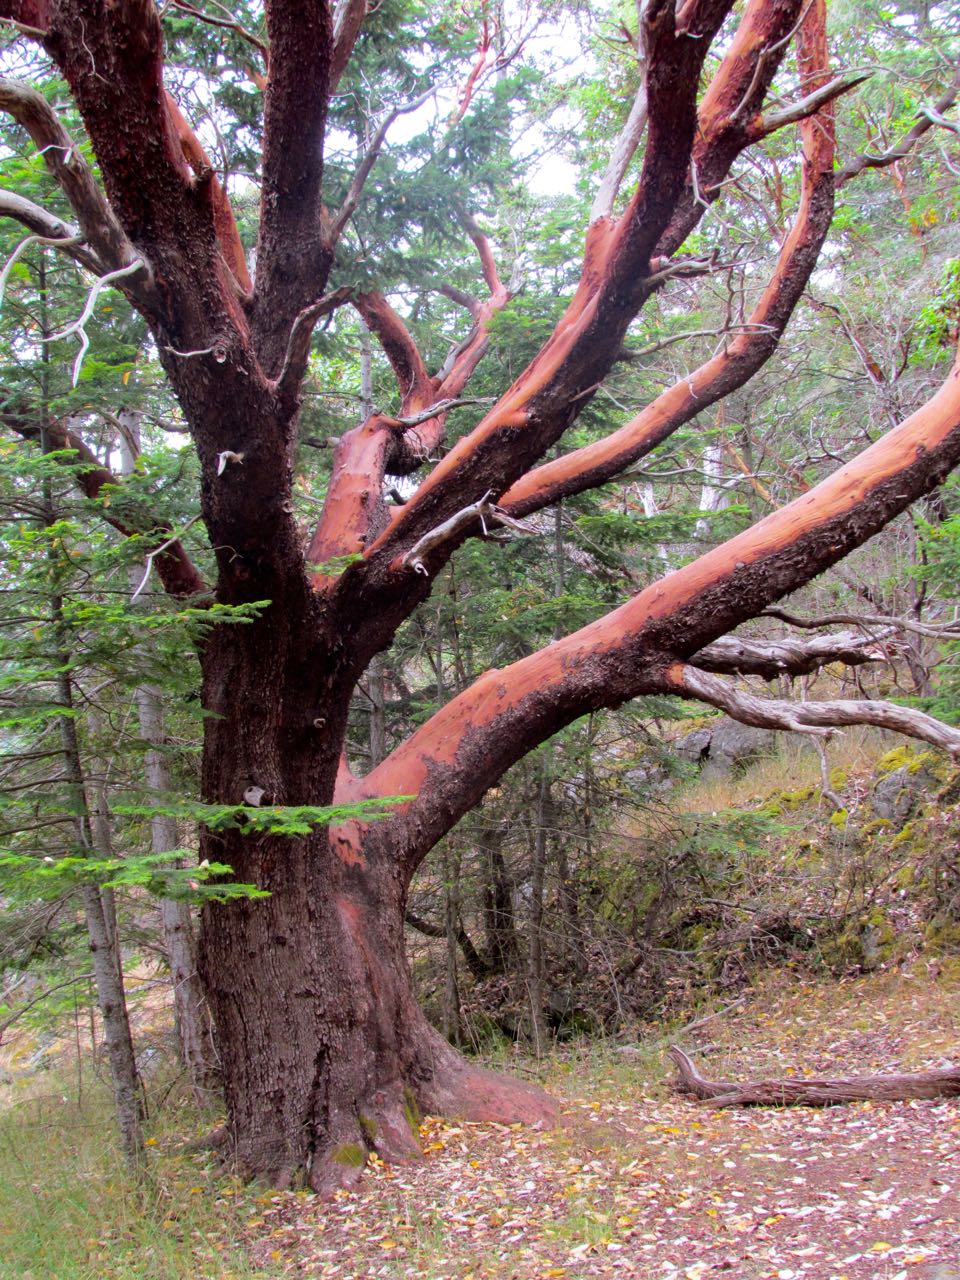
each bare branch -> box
[438,283,481,318]
[273,285,353,406]
[752,71,870,139]
[330,0,367,92]
[129,514,203,603]
[167,0,268,58]
[401,491,537,575]
[0,191,107,276]
[590,20,649,224]
[327,89,434,247]
[0,78,149,291]
[669,1045,960,1106]
[44,258,146,386]
[393,397,495,429]
[692,629,892,680]
[665,663,960,758]
[762,606,960,642]
[837,58,960,185]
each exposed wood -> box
[669,1045,960,1106]
[501,0,835,517]
[163,90,252,295]
[692,629,892,680]
[666,663,960,757]
[330,0,367,92]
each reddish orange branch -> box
[344,336,960,853]
[499,0,834,516]
[164,91,252,296]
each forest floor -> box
[2,959,959,1280]
[237,961,960,1280]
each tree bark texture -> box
[198,822,555,1193]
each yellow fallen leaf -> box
[870,1242,893,1253]
[378,1238,399,1249]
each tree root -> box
[669,1045,960,1107]
[416,1024,559,1127]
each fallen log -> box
[668,1045,960,1107]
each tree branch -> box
[273,285,353,408]
[353,291,435,408]
[590,36,648,222]
[7,414,208,599]
[761,605,960,642]
[359,0,800,574]
[168,0,268,59]
[836,57,960,186]
[751,70,870,139]
[0,77,149,294]
[664,662,960,757]
[346,328,960,874]
[330,0,367,92]
[327,89,434,247]
[0,194,106,278]
[499,1,835,518]
[692,629,892,680]
[163,89,252,295]
[250,0,334,372]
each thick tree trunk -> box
[198,821,556,1193]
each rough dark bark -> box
[669,1045,960,1106]
[198,824,555,1193]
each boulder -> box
[675,717,776,778]
[870,762,937,827]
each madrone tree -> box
[1,0,959,1190]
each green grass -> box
[0,1074,279,1280]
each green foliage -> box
[115,795,411,837]
[913,259,960,365]
[0,850,265,904]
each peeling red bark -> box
[500,1,835,516]
[163,90,253,296]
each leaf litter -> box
[242,964,960,1280]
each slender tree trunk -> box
[527,773,550,1057]
[442,847,462,1047]
[117,415,221,1099]
[37,262,142,1167]
[57,697,144,1167]
[367,655,387,767]
[479,822,519,973]
[138,684,222,1101]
